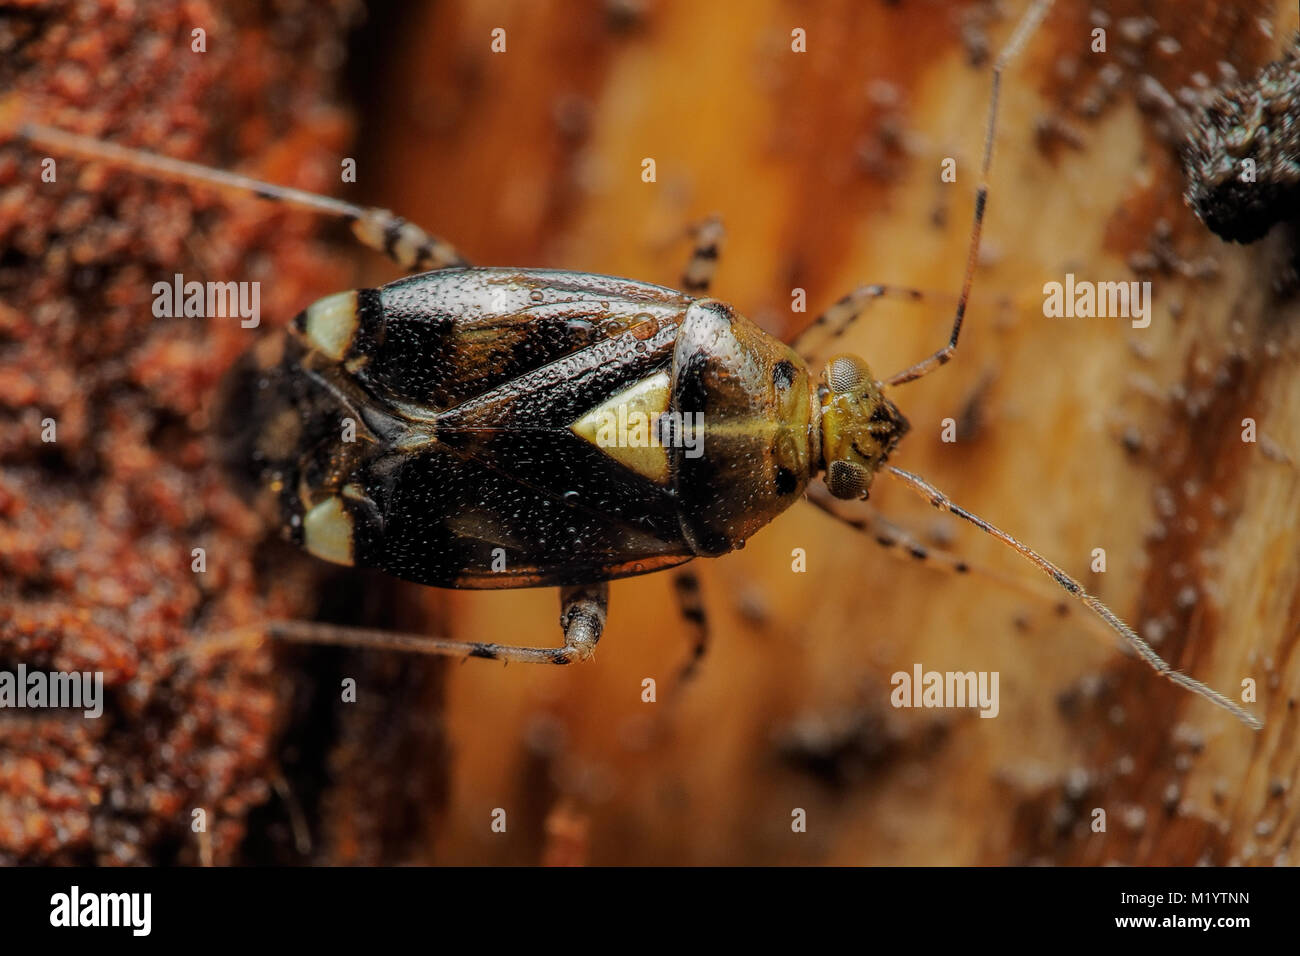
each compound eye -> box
[827,355,868,394]
[827,459,872,500]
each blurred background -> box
[1,0,1297,865]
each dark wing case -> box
[256,268,703,588]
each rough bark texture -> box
[2,0,1297,866]
[0,0,448,865]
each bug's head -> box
[817,354,909,499]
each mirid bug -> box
[0,0,1262,730]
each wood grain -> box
[355,0,1300,865]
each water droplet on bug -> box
[563,490,580,501]
[529,289,545,302]
[629,314,659,340]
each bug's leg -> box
[671,568,710,683]
[183,584,610,665]
[347,208,468,274]
[555,582,610,663]
[789,283,938,364]
[259,582,609,664]
[884,464,1263,730]
[882,0,1054,388]
[805,483,1073,617]
[0,111,468,273]
[680,215,725,295]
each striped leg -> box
[681,215,725,295]
[790,283,1030,375]
[805,483,1070,615]
[184,582,610,666]
[671,568,710,682]
[790,283,935,365]
[1,110,468,273]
